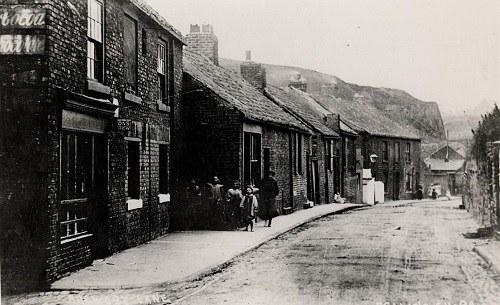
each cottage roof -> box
[130,0,185,44]
[183,49,309,132]
[265,86,339,138]
[340,120,358,136]
[312,94,420,140]
[425,159,465,172]
[449,142,466,158]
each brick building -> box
[313,94,421,201]
[423,143,465,196]
[265,86,342,205]
[179,27,311,225]
[0,0,184,291]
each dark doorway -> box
[311,160,320,204]
[394,172,400,200]
[243,132,261,187]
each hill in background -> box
[440,100,497,141]
[220,58,446,143]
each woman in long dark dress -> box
[240,186,258,232]
[259,171,279,227]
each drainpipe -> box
[148,122,152,241]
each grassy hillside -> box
[220,57,446,143]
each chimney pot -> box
[202,24,213,33]
[190,24,200,33]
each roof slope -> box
[183,49,308,132]
[130,0,185,44]
[340,121,358,136]
[265,86,339,137]
[424,159,465,172]
[312,94,420,140]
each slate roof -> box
[312,94,420,140]
[265,86,339,138]
[449,142,466,158]
[340,121,358,136]
[130,0,185,44]
[425,159,465,172]
[183,49,309,132]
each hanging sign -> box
[0,7,46,29]
[0,34,45,54]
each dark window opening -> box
[123,15,138,94]
[159,144,169,194]
[127,141,140,199]
[327,140,334,172]
[395,142,401,163]
[382,141,388,161]
[405,172,413,192]
[406,143,411,162]
[297,134,304,175]
[142,28,147,56]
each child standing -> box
[240,186,258,232]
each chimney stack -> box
[289,73,307,92]
[186,24,219,65]
[240,51,267,92]
[324,113,341,134]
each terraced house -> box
[178,25,312,227]
[265,86,342,205]
[0,0,184,291]
[313,94,421,201]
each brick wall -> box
[180,75,242,185]
[368,137,421,201]
[463,143,499,230]
[1,0,183,289]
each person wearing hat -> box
[259,170,280,227]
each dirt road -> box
[174,199,500,305]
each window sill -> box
[157,101,170,113]
[124,92,142,105]
[127,198,143,211]
[61,233,93,245]
[158,193,170,204]
[87,80,111,95]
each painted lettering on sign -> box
[0,8,46,29]
[0,35,45,54]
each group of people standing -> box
[180,171,280,232]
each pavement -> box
[473,233,500,276]
[50,202,363,290]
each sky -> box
[146,0,499,114]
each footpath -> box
[51,203,363,290]
[473,231,500,276]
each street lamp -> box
[370,154,378,178]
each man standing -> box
[259,170,279,227]
[208,176,224,229]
